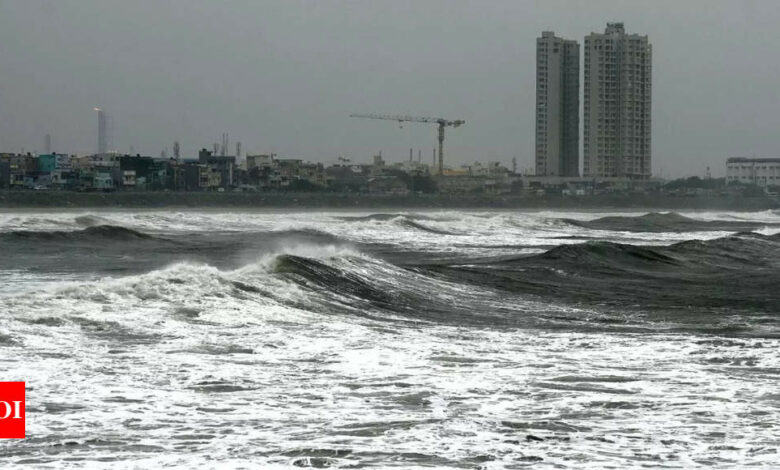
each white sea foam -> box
[1,209,779,468]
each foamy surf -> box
[2,209,779,468]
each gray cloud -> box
[1,0,779,176]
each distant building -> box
[246,154,275,170]
[70,155,93,171]
[535,31,580,177]
[463,161,509,178]
[38,154,57,174]
[91,152,120,169]
[36,153,72,188]
[434,175,505,194]
[96,108,107,157]
[325,165,369,193]
[93,172,114,191]
[56,154,72,170]
[371,153,386,176]
[5,154,37,187]
[276,159,302,186]
[183,163,207,191]
[391,160,428,175]
[122,170,137,188]
[206,168,222,189]
[118,155,169,189]
[0,155,11,188]
[726,157,780,187]
[199,149,236,188]
[297,162,327,187]
[583,23,652,178]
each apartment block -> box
[535,31,580,176]
[583,23,652,178]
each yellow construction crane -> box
[349,113,465,175]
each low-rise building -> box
[0,158,10,188]
[34,153,74,188]
[206,168,222,189]
[297,162,326,187]
[183,163,211,191]
[325,165,369,192]
[122,170,137,188]
[93,172,115,191]
[392,160,429,175]
[7,154,37,188]
[726,157,780,187]
[199,149,235,189]
[91,153,121,170]
[435,175,499,194]
[246,154,276,170]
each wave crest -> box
[1,225,157,241]
[561,212,778,233]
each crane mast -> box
[349,113,464,175]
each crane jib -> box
[349,113,465,176]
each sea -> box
[1,209,779,469]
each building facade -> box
[535,31,580,177]
[583,23,652,178]
[726,157,780,187]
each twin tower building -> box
[535,23,652,178]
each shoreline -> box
[1,190,778,211]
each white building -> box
[726,157,780,186]
[583,23,652,179]
[535,31,579,177]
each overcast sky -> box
[1,0,779,177]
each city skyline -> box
[1,1,780,176]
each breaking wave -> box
[537,241,680,265]
[4,218,779,335]
[338,213,463,235]
[273,254,393,304]
[560,212,779,232]
[0,225,159,242]
[74,214,114,227]
[394,218,461,235]
[422,231,780,322]
[337,213,447,222]
[6,241,524,333]
[264,228,350,246]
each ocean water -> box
[1,209,779,469]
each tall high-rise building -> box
[583,23,652,178]
[95,107,107,157]
[535,31,579,177]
